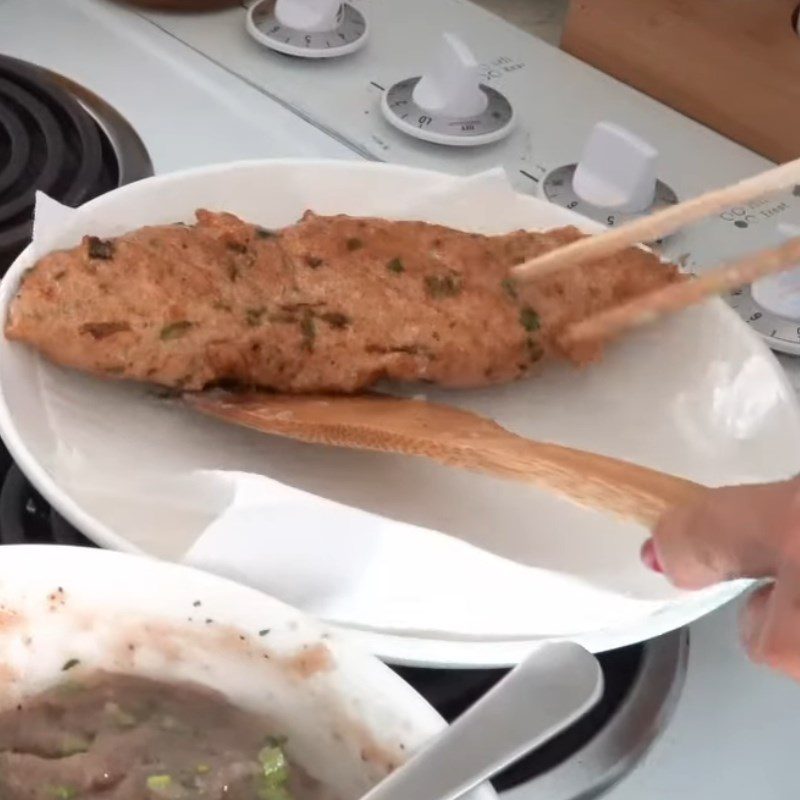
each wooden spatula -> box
[186,392,708,529]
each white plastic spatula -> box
[360,641,602,800]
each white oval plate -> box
[0,160,798,667]
[0,544,495,800]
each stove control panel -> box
[247,0,367,58]
[542,122,678,231]
[381,33,514,147]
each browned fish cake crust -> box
[5,210,681,393]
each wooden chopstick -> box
[559,236,800,347]
[512,155,800,282]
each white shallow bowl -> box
[0,545,495,800]
[0,160,799,667]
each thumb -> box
[647,479,800,590]
[743,536,800,680]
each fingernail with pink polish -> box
[641,539,663,573]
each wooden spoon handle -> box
[188,393,708,528]
[447,429,708,529]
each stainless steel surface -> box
[367,643,603,800]
[506,630,689,800]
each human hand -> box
[644,477,800,680]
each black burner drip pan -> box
[0,55,152,270]
[0,464,89,547]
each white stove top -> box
[1,0,799,796]
[0,0,353,170]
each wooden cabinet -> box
[561,0,800,163]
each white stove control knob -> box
[275,0,341,32]
[541,121,678,230]
[247,0,367,58]
[751,222,800,320]
[573,122,657,213]
[381,33,514,147]
[412,33,488,119]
